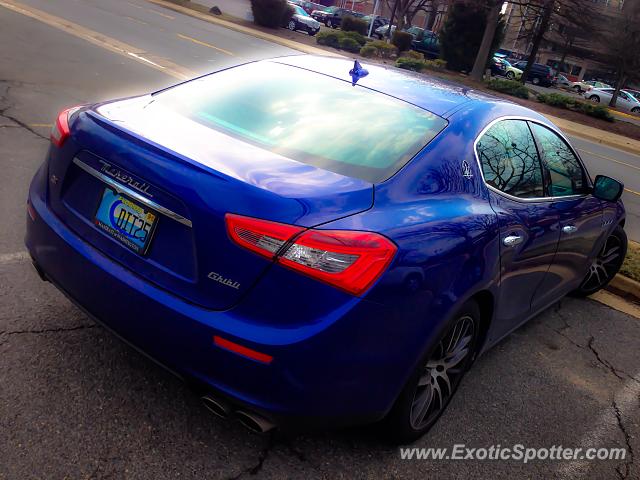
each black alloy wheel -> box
[574,225,627,297]
[384,300,480,443]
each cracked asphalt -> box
[1,1,640,479]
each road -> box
[0,1,639,479]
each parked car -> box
[362,15,389,34]
[492,57,522,80]
[626,90,640,102]
[290,0,327,15]
[512,61,555,86]
[586,88,640,113]
[374,24,424,40]
[311,6,360,28]
[556,74,591,93]
[285,4,321,36]
[27,56,626,443]
[490,56,507,76]
[411,30,440,58]
[584,80,612,90]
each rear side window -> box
[154,62,447,183]
[476,120,544,198]
[529,123,588,196]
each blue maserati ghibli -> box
[26,56,626,443]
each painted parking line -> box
[176,33,234,56]
[0,0,194,80]
[147,9,174,20]
[124,15,148,26]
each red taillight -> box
[213,336,273,364]
[50,106,81,148]
[225,214,397,296]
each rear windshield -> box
[153,62,447,183]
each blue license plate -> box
[94,188,158,255]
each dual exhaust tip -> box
[201,395,275,434]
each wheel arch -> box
[468,289,494,358]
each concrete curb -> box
[609,274,640,300]
[145,0,341,57]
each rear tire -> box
[590,95,600,103]
[287,20,296,31]
[506,71,515,80]
[382,300,480,444]
[532,77,541,85]
[632,107,640,114]
[572,225,627,297]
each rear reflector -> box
[213,336,273,364]
[50,106,82,148]
[27,201,36,221]
[226,214,397,296]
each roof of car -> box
[272,55,520,119]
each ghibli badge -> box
[208,271,241,290]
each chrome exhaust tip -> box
[235,410,275,433]
[201,395,230,419]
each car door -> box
[527,122,604,307]
[618,91,638,113]
[476,119,561,337]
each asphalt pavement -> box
[1,1,639,479]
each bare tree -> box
[599,3,640,107]
[384,0,447,33]
[469,0,503,81]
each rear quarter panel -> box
[319,106,508,388]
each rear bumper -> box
[25,171,415,429]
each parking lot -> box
[1,1,639,478]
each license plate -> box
[94,188,158,255]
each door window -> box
[529,123,588,197]
[476,120,544,198]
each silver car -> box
[585,88,640,114]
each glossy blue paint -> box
[25,56,625,428]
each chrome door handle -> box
[562,225,578,234]
[503,235,523,247]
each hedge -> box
[392,31,413,52]
[341,15,368,35]
[486,79,530,99]
[396,57,446,72]
[359,40,398,59]
[338,36,361,53]
[537,93,614,122]
[317,30,366,50]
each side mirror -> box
[593,175,624,202]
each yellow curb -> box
[609,274,640,299]
[608,108,638,120]
[545,114,640,157]
[590,290,640,319]
[0,0,194,80]
[145,0,342,57]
